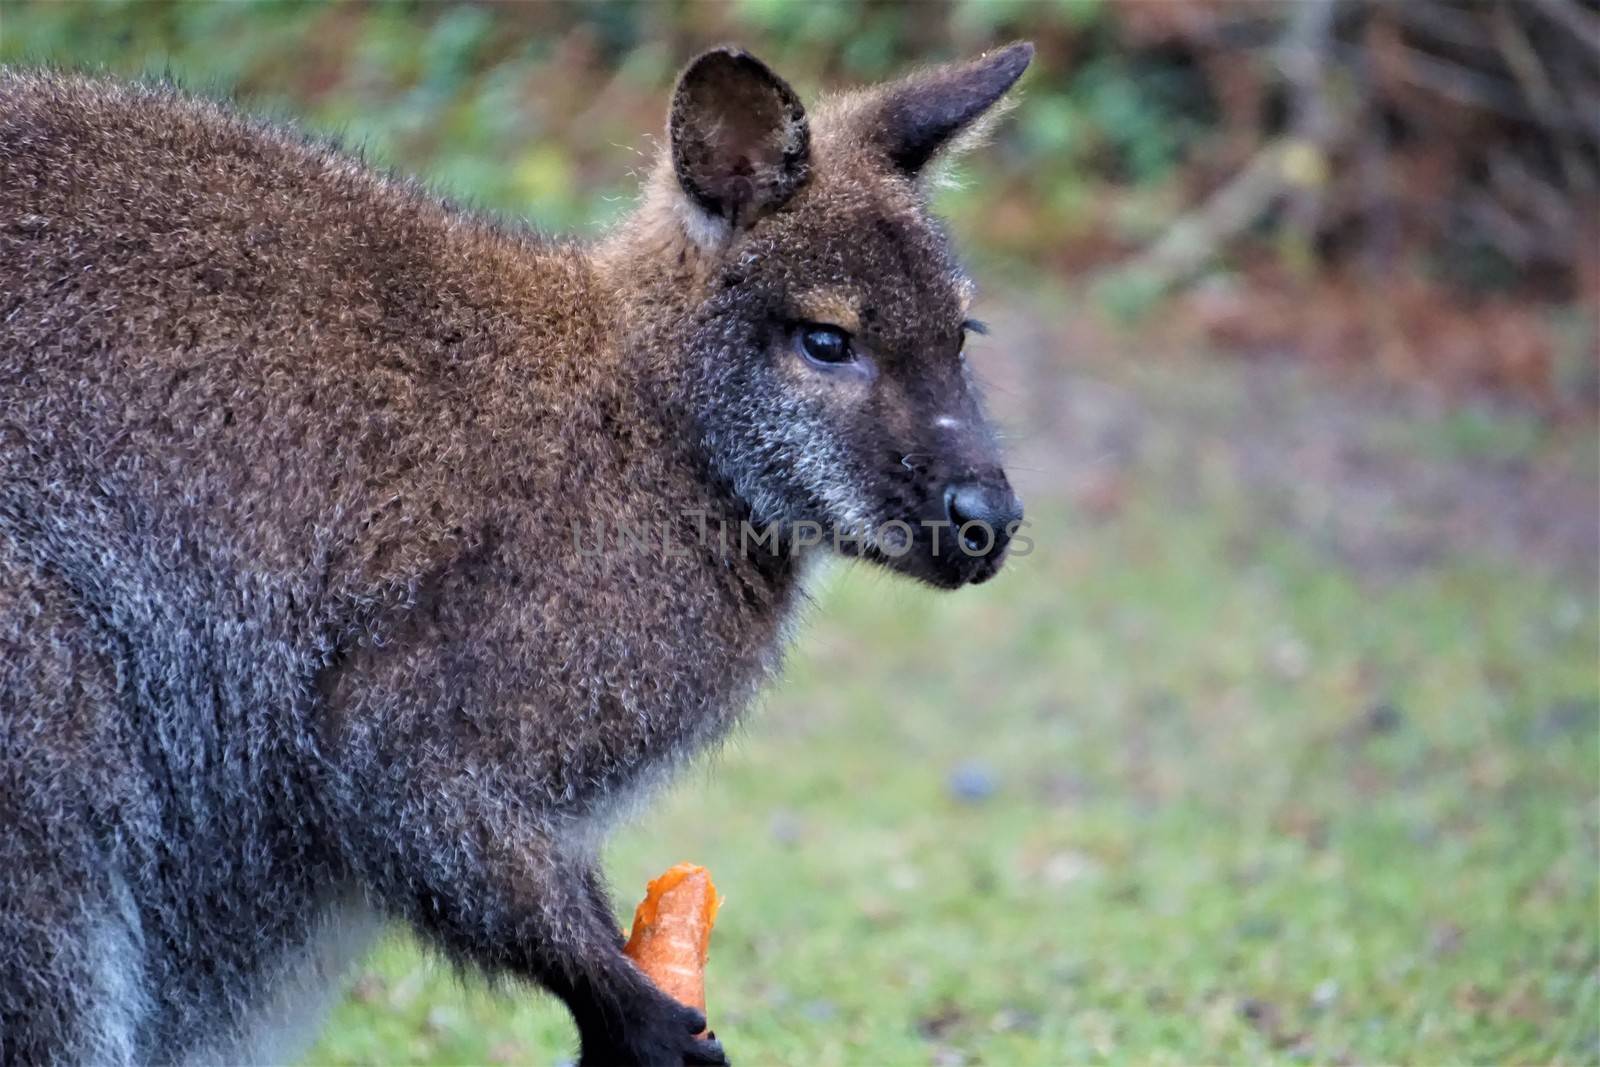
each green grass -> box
[307,390,1599,1064]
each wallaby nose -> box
[943,480,1024,555]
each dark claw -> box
[685,1034,727,1065]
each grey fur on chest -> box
[177,896,383,1067]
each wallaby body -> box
[0,45,1028,1066]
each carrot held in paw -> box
[623,863,721,1029]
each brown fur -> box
[0,44,1030,1065]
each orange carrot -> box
[622,863,721,1026]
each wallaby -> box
[0,41,1029,1067]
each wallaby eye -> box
[797,324,854,366]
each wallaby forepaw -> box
[578,1000,727,1067]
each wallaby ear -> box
[865,42,1033,176]
[669,47,811,231]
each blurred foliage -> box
[6,0,1592,402]
[0,0,1204,254]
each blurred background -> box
[4,1,1596,1063]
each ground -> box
[308,291,1597,1065]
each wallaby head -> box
[610,43,1032,590]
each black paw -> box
[578,997,727,1067]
